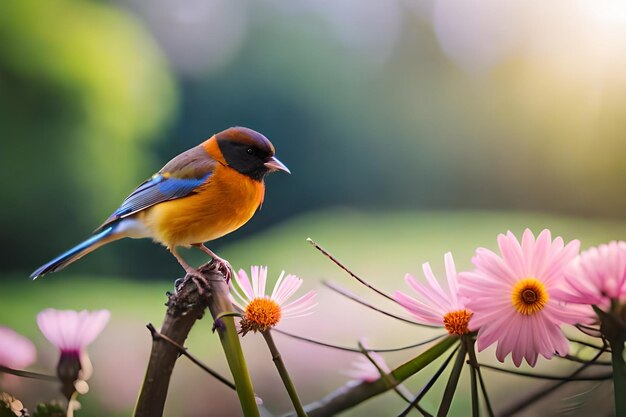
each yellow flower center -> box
[442,309,472,335]
[511,278,549,315]
[240,298,282,334]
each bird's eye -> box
[246,148,254,155]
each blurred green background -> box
[1,0,625,416]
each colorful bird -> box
[30,127,290,284]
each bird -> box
[30,126,290,285]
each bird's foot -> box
[182,267,209,295]
[191,244,233,283]
[211,257,233,283]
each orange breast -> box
[140,165,265,248]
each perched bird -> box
[30,127,290,284]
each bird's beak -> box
[264,156,291,174]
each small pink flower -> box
[0,327,36,369]
[37,309,110,399]
[230,266,317,334]
[395,252,472,335]
[459,229,581,367]
[344,350,391,383]
[37,309,110,354]
[554,241,626,310]
[343,339,413,398]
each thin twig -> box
[357,341,418,410]
[0,365,57,381]
[476,366,494,417]
[146,323,236,390]
[567,337,609,351]
[397,346,460,417]
[294,336,458,417]
[499,345,608,416]
[479,363,611,381]
[323,281,441,329]
[559,354,611,366]
[274,328,446,353]
[574,324,602,338]
[307,238,395,302]
[262,330,307,417]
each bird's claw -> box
[183,268,209,295]
[212,258,233,283]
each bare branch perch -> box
[134,267,215,417]
[134,262,259,417]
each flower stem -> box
[262,330,307,417]
[464,334,494,417]
[593,303,626,417]
[398,345,460,417]
[610,336,626,415]
[462,336,479,417]
[437,340,466,417]
[206,265,259,417]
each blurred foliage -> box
[32,403,64,417]
[0,0,176,274]
[1,0,625,278]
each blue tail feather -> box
[30,226,115,280]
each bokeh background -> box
[1,0,625,416]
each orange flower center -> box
[242,298,282,333]
[511,278,548,315]
[443,309,472,335]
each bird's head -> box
[215,127,290,181]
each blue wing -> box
[97,172,211,231]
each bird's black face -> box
[216,127,290,181]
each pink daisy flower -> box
[230,266,317,334]
[37,309,110,399]
[554,241,626,310]
[459,229,581,367]
[0,326,36,369]
[394,252,472,336]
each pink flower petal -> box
[555,241,626,311]
[229,266,316,328]
[405,274,450,317]
[235,269,255,301]
[273,275,303,305]
[498,231,526,278]
[0,327,36,369]
[37,309,110,352]
[444,252,459,305]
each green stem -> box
[437,340,466,417]
[609,336,626,414]
[463,336,479,417]
[262,330,307,417]
[398,345,460,417]
[593,303,626,417]
[464,335,493,417]
[206,266,259,417]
